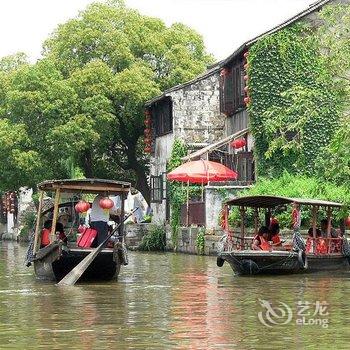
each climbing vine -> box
[195,228,205,255]
[248,23,342,177]
[138,225,166,251]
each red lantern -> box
[244,51,249,58]
[75,200,90,213]
[144,128,152,136]
[345,217,350,227]
[231,138,247,149]
[244,86,249,93]
[99,198,114,210]
[144,110,151,116]
[144,136,152,145]
[244,96,251,105]
[243,75,249,81]
[144,118,151,127]
[145,146,152,153]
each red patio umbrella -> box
[167,160,238,226]
[167,160,238,184]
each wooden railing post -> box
[50,189,61,243]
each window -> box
[151,97,173,137]
[220,58,245,116]
[150,174,166,203]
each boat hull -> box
[33,245,122,282]
[218,250,350,276]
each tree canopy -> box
[0,1,213,200]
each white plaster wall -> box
[150,133,174,224]
[205,186,249,230]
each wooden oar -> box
[57,208,137,286]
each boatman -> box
[90,194,117,246]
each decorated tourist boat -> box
[217,195,350,275]
[26,179,131,283]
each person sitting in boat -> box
[41,220,68,247]
[252,226,271,251]
[269,222,282,246]
[320,219,337,238]
[90,194,117,246]
[55,222,68,244]
[315,229,328,254]
[40,219,53,248]
[306,228,321,253]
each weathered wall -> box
[150,71,225,224]
[171,73,224,144]
[150,133,174,224]
[205,186,250,231]
[125,223,224,256]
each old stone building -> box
[145,0,347,226]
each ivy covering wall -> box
[247,23,342,177]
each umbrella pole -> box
[187,180,189,227]
[201,180,204,201]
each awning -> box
[226,195,343,208]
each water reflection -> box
[0,242,350,349]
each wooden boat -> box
[217,195,350,276]
[28,179,131,282]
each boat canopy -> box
[38,179,131,195]
[226,195,343,208]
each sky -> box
[0,0,316,63]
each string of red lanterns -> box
[144,110,153,154]
[243,51,251,107]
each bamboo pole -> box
[33,191,44,254]
[240,206,245,250]
[312,205,318,238]
[327,206,332,254]
[186,180,189,227]
[254,208,259,235]
[50,188,61,243]
[120,192,125,243]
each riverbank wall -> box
[125,223,223,255]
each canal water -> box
[1,242,350,349]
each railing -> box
[219,233,345,255]
[305,237,343,255]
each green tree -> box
[45,1,212,201]
[0,119,42,190]
[0,1,213,198]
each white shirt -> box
[90,194,115,222]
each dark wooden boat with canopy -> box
[217,195,350,275]
[28,179,131,282]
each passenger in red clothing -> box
[269,222,282,247]
[252,226,271,251]
[40,220,67,247]
[40,220,52,248]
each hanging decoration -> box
[75,200,90,213]
[99,197,114,214]
[345,216,350,228]
[243,51,250,106]
[144,110,153,154]
[99,197,114,209]
[231,138,247,149]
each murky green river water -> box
[1,242,350,349]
